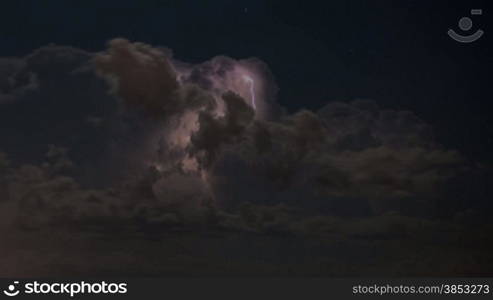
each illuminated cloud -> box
[0,39,470,225]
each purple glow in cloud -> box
[242,75,256,110]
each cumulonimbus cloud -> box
[0,38,470,226]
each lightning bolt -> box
[242,75,257,110]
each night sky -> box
[1,0,492,160]
[1,1,493,277]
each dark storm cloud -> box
[210,100,464,215]
[95,38,180,117]
[0,58,38,104]
[190,91,255,169]
[0,45,119,172]
[0,39,472,230]
[318,100,437,150]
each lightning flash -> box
[242,75,257,110]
